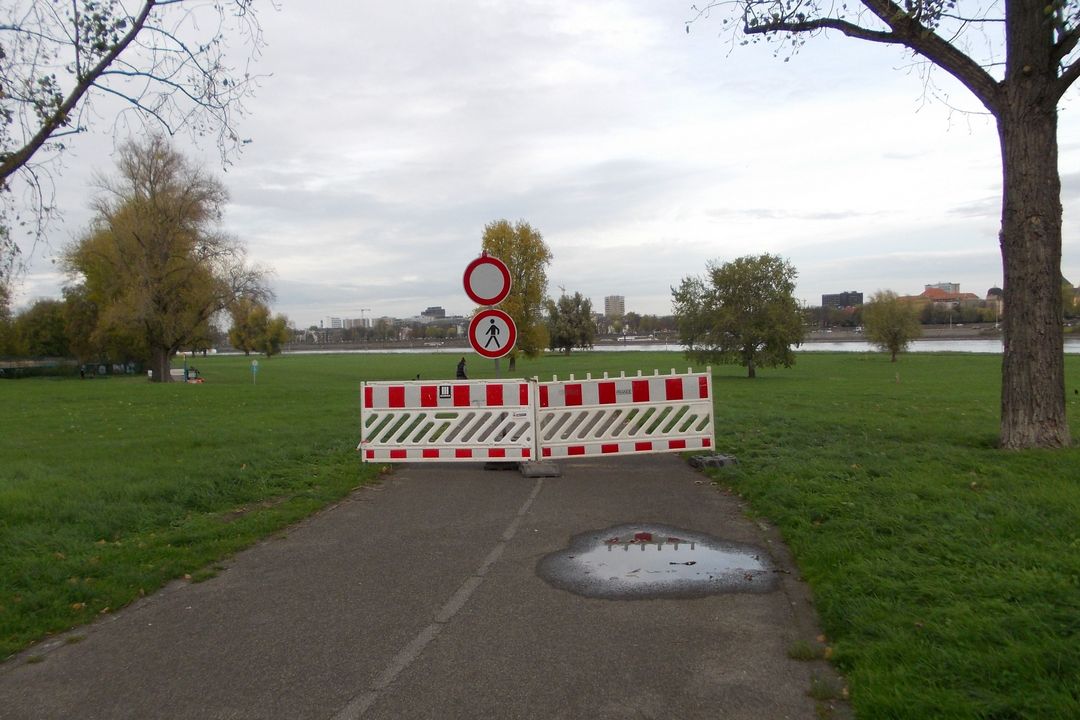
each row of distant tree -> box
[817,292,1080,327]
[0,138,290,376]
[812,303,1007,328]
[296,311,680,346]
[672,255,935,371]
[407,223,928,374]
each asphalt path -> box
[0,454,845,719]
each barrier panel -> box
[536,369,714,459]
[359,379,535,462]
[359,369,714,463]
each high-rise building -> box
[420,306,447,322]
[821,291,863,308]
[925,282,960,294]
[604,295,625,318]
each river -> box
[272,338,1080,355]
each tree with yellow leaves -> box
[480,219,552,371]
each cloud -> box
[948,196,999,218]
[1062,171,1080,201]
[706,207,880,222]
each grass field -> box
[2,349,1079,718]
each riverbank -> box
[278,324,1005,354]
[805,324,1002,343]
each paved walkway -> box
[0,455,845,719]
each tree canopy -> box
[863,290,923,361]
[228,296,269,355]
[0,281,11,354]
[480,219,552,370]
[546,291,595,355]
[672,253,804,378]
[63,135,267,381]
[689,1,1079,446]
[228,296,290,357]
[7,298,67,357]
[0,0,265,284]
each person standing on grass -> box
[456,357,467,379]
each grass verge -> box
[700,351,1080,719]
[0,353,389,659]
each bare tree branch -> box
[735,0,1003,112]
[863,0,1001,111]
[1056,58,1080,99]
[0,1,265,280]
[0,2,155,184]
[1054,26,1080,65]
[744,17,900,45]
[93,83,176,135]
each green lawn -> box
[702,352,1080,719]
[1,350,1078,719]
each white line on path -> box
[329,477,545,720]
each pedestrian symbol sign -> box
[468,308,517,359]
[484,318,501,348]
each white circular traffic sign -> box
[463,254,511,306]
[468,308,517,359]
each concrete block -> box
[518,461,562,478]
[688,454,738,470]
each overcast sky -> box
[12,0,1080,327]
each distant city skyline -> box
[286,273,1018,328]
[312,278,1017,327]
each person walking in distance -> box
[456,357,467,379]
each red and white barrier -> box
[363,379,530,411]
[536,369,714,460]
[359,369,714,463]
[539,371,710,409]
[363,445,533,462]
[360,379,535,463]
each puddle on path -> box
[536,523,776,599]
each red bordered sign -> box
[469,308,517,359]
[463,254,511,306]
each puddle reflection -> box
[537,523,775,599]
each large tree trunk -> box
[997,53,1069,447]
[149,346,172,383]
